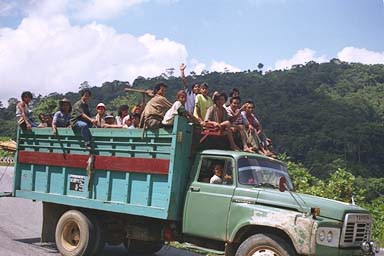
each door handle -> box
[190,186,200,192]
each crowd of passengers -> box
[16,64,273,157]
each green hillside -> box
[1,60,384,179]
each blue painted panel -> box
[151,175,170,208]
[110,172,127,202]
[130,173,148,205]
[34,165,47,193]
[93,171,108,201]
[19,164,32,191]
[49,166,64,194]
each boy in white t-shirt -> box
[162,90,201,126]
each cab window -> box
[197,157,234,185]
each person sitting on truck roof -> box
[193,82,213,123]
[205,92,241,151]
[140,83,173,129]
[162,90,202,126]
[16,91,38,130]
[226,88,240,106]
[180,63,200,114]
[70,88,97,149]
[241,101,274,157]
[52,98,72,135]
[210,164,232,184]
[225,96,254,153]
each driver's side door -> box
[183,156,235,241]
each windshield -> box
[237,156,294,190]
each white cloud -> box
[0,14,188,103]
[210,60,241,73]
[274,48,327,70]
[337,47,384,64]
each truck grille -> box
[340,213,372,247]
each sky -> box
[0,0,384,104]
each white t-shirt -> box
[210,175,223,184]
[162,101,183,125]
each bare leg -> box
[226,129,241,151]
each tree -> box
[79,81,90,91]
[257,63,264,71]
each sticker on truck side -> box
[69,175,85,192]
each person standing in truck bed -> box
[140,83,172,129]
[70,88,97,149]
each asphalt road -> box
[0,166,203,256]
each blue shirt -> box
[53,111,71,127]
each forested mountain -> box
[1,59,384,179]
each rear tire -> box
[235,234,296,256]
[55,210,95,256]
[124,239,164,255]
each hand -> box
[180,63,186,71]
[91,119,98,125]
[240,103,248,111]
[26,122,32,130]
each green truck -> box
[6,115,379,255]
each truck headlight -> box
[319,230,325,241]
[316,227,340,247]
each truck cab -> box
[182,150,379,256]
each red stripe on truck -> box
[18,151,170,175]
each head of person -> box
[213,92,227,107]
[153,83,168,96]
[39,113,53,126]
[230,96,241,110]
[230,88,240,98]
[131,105,141,114]
[80,88,92,103]
[245,101,255,114]
[59,98,72,114]
[199,82,209,96]
[192,83,200,94]
[118,105,129,118]
[131,113,141,127]
[104,114,115,125]
[176,90,187,105]
[96,103,106,115]
[213,164,223,177]
[21,91,33,104]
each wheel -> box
[55,210,96,256]
[235,234,296,256]
[88,214,105,255]
[124,239,164,255]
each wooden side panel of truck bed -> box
[13,116,193,221]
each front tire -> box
[55,210,95,256]
[235,234,296,256]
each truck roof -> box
[198,149,286,166]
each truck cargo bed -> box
[13,116,193,221]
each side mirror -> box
[278,176,286,192]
